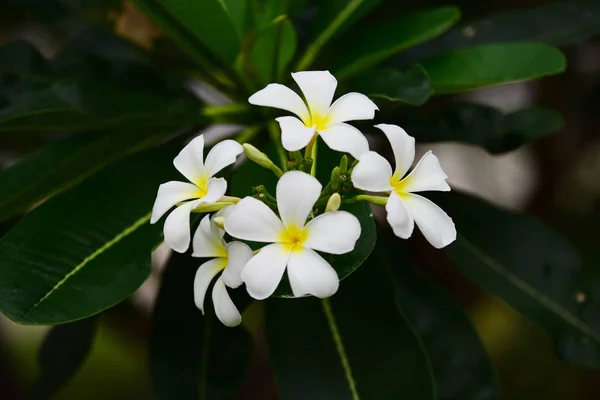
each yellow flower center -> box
[279,224,308,252]
[194,176,209,198]
[391,176,411,197]
[305,112,330,131]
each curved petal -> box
[248,83,310,122]
[351,151,393,192]
[192,214,227,258]
[318,123,369,159]
[277,171,321,228]
[193,258,226,313]
[386,192,414,239]
[241,243,290,300]
[303,211,361,255]
[173,135,206,185]
[151,181,200,224]
[212,277,242,327]
[204,139,243,178]
[403,193,456,249]
[198,178,227,204]
[276,116,316,152]
[400,151,451,193]
[288,248,339,298]
[224,197,284,243]
[164,199,202,253]
[327,92,378,124]
[374,124,415,179]
[292,71,337,118]
[221,241,253,288]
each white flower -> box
[248,70,378,158]
[224,171,361,300]
[151,135,243,253]
[351,124,456,249]
[192,213,253,327]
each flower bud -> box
[212,216,225,230]
[243,143,283,177]
[339,155,348,174]
[325,193,341,213]
[330,167,341,191]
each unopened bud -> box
[330,167,341,191]
[243,143,283,177]
[339,155,348,174]
[212,216,225,230]
[325,193,341,213]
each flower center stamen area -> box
[279,225,308,252]
[306,112,329,131]
[391,176,410,197]
[194,176,209,198]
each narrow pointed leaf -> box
[266,255,436,399]
[312,0,383,41]
[30,317,97,399]
[334,6,460,79]
[251,18,297,84]
[422,43,566,93]
[438,192,600,369]
[150,251,252,399]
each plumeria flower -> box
[351,124,456,249]
[224,171,361,300]
[192,213,253,327]
[151,135,243,253]
[248,70,378,158]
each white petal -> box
[248,83,310,122]
[400,151,451,193]
[204,139,243,178]
[173,135,206,185]
[327,92,378,124]
[374,124,415,179]
[192,214,227,258]
[303,211,361,255]
[151,181,200,224]
[351,151,393,192]
[163,199,202,253]
[318,123,369,158]
[198,178,227,204]
[212,277,242,327]
[193,258,226,313]
[224,197,284,243]
[241,243,290,300]
[221,241,253,288]
[292,71,337,118]
[403,193,456,249]
[386,192,414,239]
[288,248,339,298]
[276,116,316,152]
[276,171,321,228]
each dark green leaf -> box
[312,0,382,41]
[422,43,566,93]
[0,144,179,325]
[438,192,600,369]
[251,17,297,84]
[222,0,252,36]
[150,251,252,399]
[0,127,173,222]
[333,6,460,79]
[380,235,499,400]
[351,64,432,106]
[0,41,50,101]
[30,317,97,399]
[266,254,436,399]
[398,0,600,65]
[385,103,564,153]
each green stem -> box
[295,0,363,71]
[345,194,388,206]
[268,121,288,170]
[310,137,318,177]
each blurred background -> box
[2,0,600,399]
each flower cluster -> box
[151,70,456,327]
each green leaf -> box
[221,0,251,36]
[135,0,240,65]
[351,64,432,106]
[333,6,460,79]
[398,0,600,65]
[386,103,564,153]
[250,17,297,84]
[381,236,500,400]
[150,251,252,399]
[0,145,179,325]
[0,41,50,101]
[30,317,97,399]
[0,127,172,222]
[422,43,566,93]
[265,254,436,399]
[438,192,600,369]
